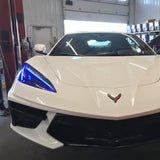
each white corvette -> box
[8,33,160,149]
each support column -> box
[0,0,17,92]
[129,0,135,24]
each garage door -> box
[63,0,129,23]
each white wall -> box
[63,0,129,23]
[135,0,160,24]
[23,0,64,40]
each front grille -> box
[9,101,47,129]
[47,113,160,148]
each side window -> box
[126,37,142,53]
[50,36,76,56]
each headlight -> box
[18,63,56,92]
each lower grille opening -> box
[9,101,47,129]
[47,113,160,148]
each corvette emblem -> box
[107,93,122,103]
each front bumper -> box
[9,101,160,149]
[9,101,47,128]
[9,101,64,149]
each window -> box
[126,37,142,54]
[50,33,155,56]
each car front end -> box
[8,33,160,149]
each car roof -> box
[65,32,133,36]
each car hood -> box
[11,55,160,119]
[44,55,160,88]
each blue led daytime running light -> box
[25,66,54,91]
[19,64,56,92]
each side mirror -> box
[34,44,47,55]
[157,49,160,55]
[153,45,158,52]
[153,45,160,54]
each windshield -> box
[50,33,156,56]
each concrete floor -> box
[1,116,160,160]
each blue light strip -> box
[26,66,55,92]
[19,64,56,92]
[20,66,25,82]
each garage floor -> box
[0,116,160,160]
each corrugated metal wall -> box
[64,0,129,23]
[135,0,160,24]
[23,0,64,39]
